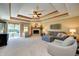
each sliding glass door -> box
[8,23,20,38]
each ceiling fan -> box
[33,10,42,18]
[29,5,44,18]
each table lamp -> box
[69,29,76,35]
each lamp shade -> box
[69,29,76,33]
[69,29,76,35]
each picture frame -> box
[50,24,61,29]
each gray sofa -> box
[48,31,69,42]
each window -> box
[0,23,4,33]
[23,24,29,37]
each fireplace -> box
[32,29,40,35]
[30,23,43,36]
[33,30,39,34]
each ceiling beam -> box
[17,10,58,19]
[11,13,68,22]
[41,10,58,18]
[17,14,41,19]
[17,14,33,19]
[10,17,30,22]
[40,13,69,21]
[10,17,42,22]
[51,13,68,18]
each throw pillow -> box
[60,33,67,38]
[57,33,62,37]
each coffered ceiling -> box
[0,3,79,22]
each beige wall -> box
[6,16,79,36]
[42,16,79,34]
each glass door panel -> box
[8,24,15,38]
[14,24,20,37]
[8,24,20,39]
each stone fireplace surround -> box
[30,26,43,36]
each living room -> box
[0,3,79,56]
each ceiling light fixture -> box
[33,14,38,18]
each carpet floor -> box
[0,36,51,56]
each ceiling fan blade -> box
[38,13,42,15]
[37,15,40,18]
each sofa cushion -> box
[60,36,69,41]
[62,37,75,46]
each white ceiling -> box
[0,3,9,19]
[0,3,79,20]
[12,3,57,17]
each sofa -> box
[47,36,77,56]
[48,31,69,42]
[42,31,68,42]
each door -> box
[8,23,20,39]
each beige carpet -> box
[0,36,51,56]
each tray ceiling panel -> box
[11,3,24,17]
[65,3,79,16]
[18,3,56,18]
[52,3,67,13]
